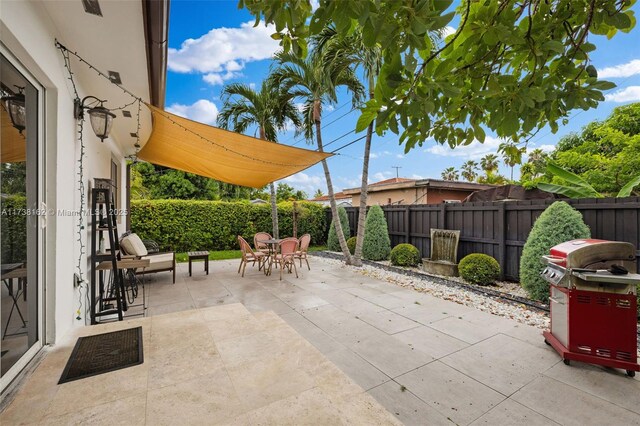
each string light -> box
[59,43,86,321]
[55,41,328,168]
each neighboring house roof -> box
[309,191,351,202]
[415,179,496,191]
[370,177,416,186]
[343,177,495,195]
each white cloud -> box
[411,174,425,180]
[282,172,324,194]
[396,154,404,159]
[166,99,218,125]
[538,144,555,153]
[598,59,640,78]
[168,21,279,85]
[372,171,392,181]
[605,86,640,103]
[202,71,242,86]
[443,26,456,37]
[370,153,379,159]
[424,136,503,160]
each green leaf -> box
[356,107,378,133]
[617,174,640,197]
[546,161,595,190]
[537,183,600,199]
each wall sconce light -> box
[74,96,115,142]
[2,86,26,134]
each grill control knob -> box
[550,272,556,279]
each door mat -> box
[58,327,143,384]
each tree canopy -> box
[240,0,635,152]
[524,103,640,196]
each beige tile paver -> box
[3,257,639,425]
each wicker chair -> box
[237,236,267,277]
[294,233,311,270]
[272,237,299,280]
[254,232,272,254]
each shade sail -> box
[138,105,332,188]
[1,106,26,163]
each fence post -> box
[497,202,506,280]
[405,205,411,244]
[439,203,447,229]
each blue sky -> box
[166,1,640,196]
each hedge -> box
[130,200,327,252]
[1,195,27,264]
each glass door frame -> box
[0,42,46,392]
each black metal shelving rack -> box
[90,186,127,324]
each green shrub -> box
[362,205,391,261]
[459,253,501,285]
[130,200,327,252]
[1,195,27,264]
[346,236,357,255]
[327,206,350,251]
[390,243,421,266]
[520,201,590,302]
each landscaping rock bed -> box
[314,251,550,329]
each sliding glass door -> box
[1,50,43,387]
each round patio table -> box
[261,239,281,275]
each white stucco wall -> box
[1,2,129,343]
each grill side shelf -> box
[571,271,640,285]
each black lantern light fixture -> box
[74,95,116,141]
[2,86,26,134]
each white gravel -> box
[317,255,550,330]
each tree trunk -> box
[314,101,352,264]
[260,126,279,239]
[353,77,376,266]
[269,182,279,239]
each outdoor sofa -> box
[120,233,176,283]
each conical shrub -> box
[520,201,590,302]
[362,205,391,261]
[327,206,350,251]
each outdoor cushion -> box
[145,253,174,271]
[120,233,148,257]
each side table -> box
[188,251,209,276]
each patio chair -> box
[294,233,311,270]
[237,236,267,277]
[254,232,272,254]
[120,233,176,284]
[272,237,299,280]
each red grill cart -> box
[541,239,640,377]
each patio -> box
[2,256,640,425]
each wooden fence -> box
[334,197,640,281]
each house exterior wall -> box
[1,2,129,344]
[423,188,473,204]
[349,186,478,206]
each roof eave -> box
[142,0,169,108]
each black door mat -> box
[58,326,143,384]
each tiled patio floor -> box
[3,255,640,425]
[1,303,398,425]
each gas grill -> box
[541,239,639,376]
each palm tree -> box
[441,167,459,181]
[218,80,302,238]
[461,160,478,182]
[315,27,381,266]
[271,47,364,264]
[480,154,500,175]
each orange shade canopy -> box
[138,105,331,188]
[1,105,26,163]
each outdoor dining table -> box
[261,238,281,276]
